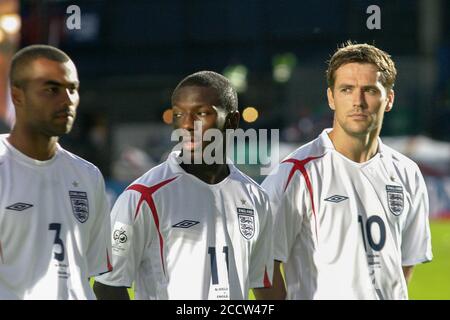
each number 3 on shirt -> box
[358,215,386,252]
[49,223,65,261]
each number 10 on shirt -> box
[358,215,386,252]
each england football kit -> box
[96,151,273,300]
[0,135,112,299]
[262,129,432,300]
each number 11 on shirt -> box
[208,246,229,285]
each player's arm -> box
[402,266,414,284]
[94,188,150,298]
[93,281,130,300]
[253,261,286,300]
[86,170,113,277]
[401,167,432,286]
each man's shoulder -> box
[231,166,267,195]
[58,147,102,176]
[229,167,272,217]
[381,143,421,172]
[287,135,327,162]
[0,134,9,158]
[261,135,326,199]
[127,159,178,190]
[264,135,327,182]
[380,143,425,193]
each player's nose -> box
[352,89,365,108]
[62,88,79,107]
[179,112,196,131]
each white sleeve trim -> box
[274,255,287,263]
[402,255,433,266]
[89,267,111,278]
[94,277,133,289]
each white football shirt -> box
[96,151,273,300]
[0,134,112,299]
[262,129,432,300]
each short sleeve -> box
[401,167,433,266]
[262,164,303,263]
[249,195,274,289]
[95,188,154,287]
[86,169,112,277]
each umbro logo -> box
[172,220,200,228]
[324,195,348,203]
[6,202,34,211]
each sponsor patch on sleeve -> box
[111,222,133,257]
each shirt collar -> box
[319,128,388,156]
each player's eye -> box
[198,108,215,117]
[340,87,352,93]
[45,87,60,94]
[365,88,379,95]
[68,87,78,95]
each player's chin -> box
[50,122,75,136]
[180,147,203,164]
[344,123,372,136]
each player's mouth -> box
[182,137,202,151]
[348,113,369,120]
[54,111,75,120]
[183,142,202,151]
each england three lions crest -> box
[386,185,404,216]
[69,191,89,223]
[237,207,255,240]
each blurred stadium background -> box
[0,0,449,299]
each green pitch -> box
[253,220,450,300]
[408,220,450,300]
[249,220,450,300]
[91,220,450,300]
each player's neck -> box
[180,162,230,184]
[328,127,379,163]
[8,126,59,161]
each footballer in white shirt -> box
[262,42,432,300]
[0,45,112,299]
[94,71,273,300]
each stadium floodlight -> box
[0,13,21,34]
[162,109,173,125]
[272,52,297,83]
[223,64,248,93]
[242,106,259,123]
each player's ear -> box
[327,87,335,111]
[385,89,395,112]
[11,85,24,109]
[226,111,240,130]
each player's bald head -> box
[10,45,73,88]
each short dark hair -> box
[171,71,238,113]
[10,44,72,87]
[326,41,397,90]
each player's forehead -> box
[334,62,382,85]
[24,57,79,86]
[172,85,220,109]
